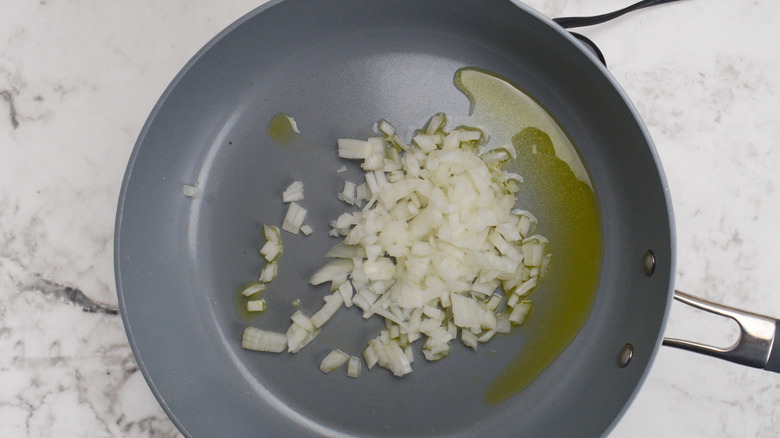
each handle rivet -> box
[643,250,656,276]
[618,343,634,368]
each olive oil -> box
[234,282,260,322]
[455,67,603,405]
[266,112,301,146]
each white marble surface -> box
[1,0,779,436]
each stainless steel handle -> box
[662,290,780,372]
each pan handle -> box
[662,291,780,373]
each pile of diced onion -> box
[241,114,550,378]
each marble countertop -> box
[2,0,779,436]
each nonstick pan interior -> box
[115,1,675,436]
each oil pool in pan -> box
[252,67,602,405]
[454,68,602,404]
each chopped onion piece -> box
[404,345,414,363]
[259,239,282,262]
[422,305,444,321]
[310,292,344,328]
[347,355,361,378]
[513,276,538,298]
[503,172,523,193]
[309,259,354,285]
[513,209,538,238]
[338,281,354,308]
[287,321,320,353]
[300,224,313,236]
[338,181,357,205]
[363,344,379,369]
[320,349,350,373]
[241,282,267,297]
[282,181,304,203]
[355,183,368,206]
[338,138,373,159]
[461,330,479,350]
[480,149,510,164]
[247,299,267,312]
[459,129,482,143]
[282,202,307,234]
[496,313,512,334]
[259,262,277,282]
[370,338,412,377]
[362,154,384,171]
[388,133,409,151]
[290,310,315,332]
[242,327,286,353]
[264,224,281,243]
[540,253,552,278]
[413,134,439,153]
[182,184,199,197]
[422,335,452,361]
[325,242,366,259]
[486,294,502,311]
[450,293,495,331]
[522,235,548,267]
[477,328,497,343]
[510,300,533,325]
[378,119,396,136]
[425,113,446,135]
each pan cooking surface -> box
[115,1,674,437]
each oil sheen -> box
[266,112,301,146]
[454,67,603,405]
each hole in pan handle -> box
[663,291,780,373]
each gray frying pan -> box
[114,1,780,437]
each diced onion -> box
[241,114,551,380]
[282,181,304,203]
[338,138,373,159]
[378,119,396,136]
[282,202,307,234]
[259,262,277,282]
[290,310,315,332]
[347,355,361,378]
[287,321,319,353]
[264,224,281,242]
[242,327,286,353]
[310,292,344,328]
[182,184,199,197]
[309,259,354,285]
[338,181,357,205]
[338,281,354,308]
[240,282,266,297]
[320,349,350,373]
[259,239,282,262]
[247,299,267,312]
[510,300,533,325]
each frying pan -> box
[114,1,780,437]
